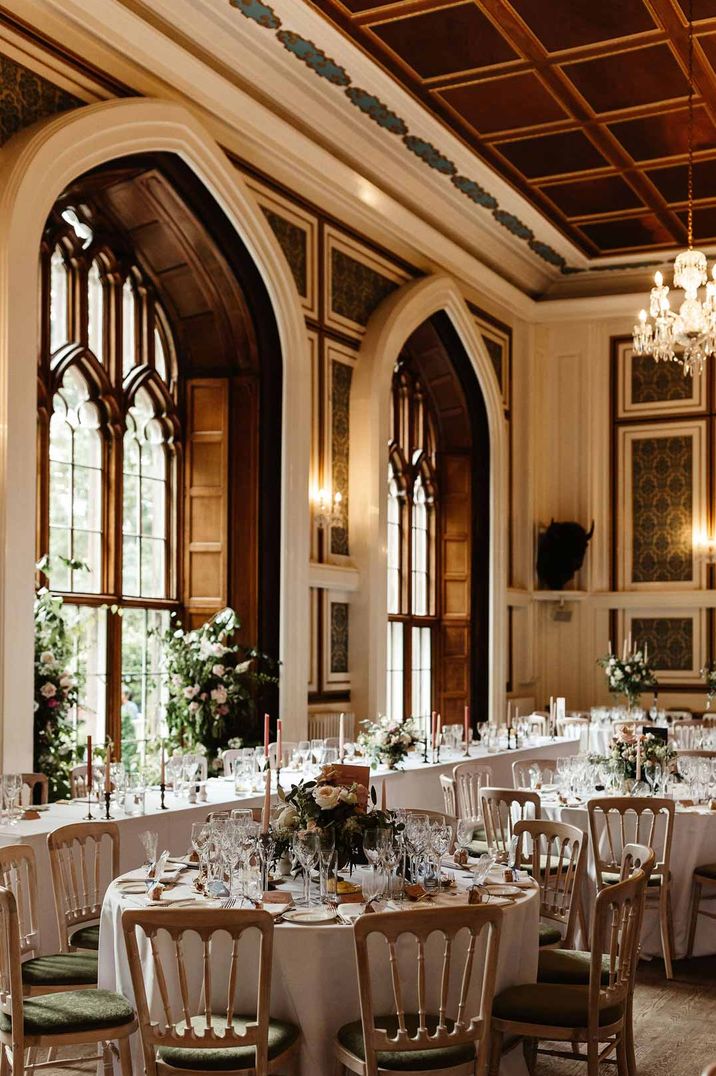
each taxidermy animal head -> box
[536,520,594,591]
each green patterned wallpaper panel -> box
[631,435,693,583]
[631,354,693,405]
[0,55,82,146]
[330,359,352,556]
[630,617,693,671]
[330,247,398,326]
[330,602,349,675]
[262,207,307,297]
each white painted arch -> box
[0,97,310,765]
[349,273,508,725]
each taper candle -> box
[261,761,271,832]
[86,736,92,794]
[104,739,112,793]
[431,711,436,751]
[263,713,270,758]
[338,712,345,762]
[635,735,642,783]
[160,742,166,785]
[277,718,283,768]
[464,704,470,746]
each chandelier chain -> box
[688,0,694,248]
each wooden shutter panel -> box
[439,453,471,723]
[183,380,228,624]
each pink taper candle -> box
[277,718,283,768]
[338,712,345,762]
[261,761,271,833]
[160,743,166,785]
[464,704,470,746]
[431,711,436,751]
[264,713,270,758]
[105,739,112,793]
[86,736,92,794]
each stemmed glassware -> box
[318,830,336,903]
[293,831,320,907]
[456,817,480,858]
[2,774,22,824]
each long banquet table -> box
[0,736,578,954]
[99,865,540,1075]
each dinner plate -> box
[483,884,522,897]
[281,907,337,925]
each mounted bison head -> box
[536,520,594,591]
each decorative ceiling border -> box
[229,0,570,272]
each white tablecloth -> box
[0,738,578,954]
[99,872,539,1076]
[541,796,716,958]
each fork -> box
[222,897,237,909]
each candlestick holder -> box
[436,742,441,764]
[83,797,95,821]
[160,783,168,810]
[103,791,113,820]
[506,727,514,751]
[462,735,471,758]
[421,737,429,764]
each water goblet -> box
[293,831,320,907]
[318,830,336,903]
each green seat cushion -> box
[158,1015,299,1071]
[0,989,134,1036]
[695,862,716,881]
[538,949,611,987]
[492,984,623,1029]
[337,1014,476,1071]
[538,923,563,947]
[21,952,98,987]
[603,871,662,888]
[468,839,490,856]
[69,925,100,951]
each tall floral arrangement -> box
[33,588,79,800]
[357,715,419,769]
[160,607,277,760]
[597,643,656,709]
[606,729,678,784]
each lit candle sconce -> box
[312,487,344,530]
[694,527,716,565]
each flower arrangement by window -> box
[159,607,277,761]
[34,587,79,799]
[274,764,390,865]
[700,660,716,708]
[357,715,419,769]
[597,640,656,709]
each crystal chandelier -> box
[632,0,716,377]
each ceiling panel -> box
[307,0,716,256]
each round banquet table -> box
[99,871,540,1076]
[538,794,716,959]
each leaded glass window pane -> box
[387,469,401,616]
[50,248,68,354]
[411,476,428,616]
[87,261,104,362]
[386,620,404,723]
[122,279,136,378]
[122,387,167,598]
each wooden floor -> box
[36,956,716,1076]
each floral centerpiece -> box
[357,715,419,769]
[33,588,79,800]
[597,638,656,711]
[592,727,679,790]
[700,660,716,709]
[274,764,392,866]
[159,607,277,762]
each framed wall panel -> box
[323,227,409,339]
[617,421,706,591]
[245,178,319,319]
[615,337,706,418]
[324,340,356,563]
[322,590,350,689]
[619,609,705,685]
[469,304,512,410]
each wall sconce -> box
[694,528,716,565]
[313,488,343,530]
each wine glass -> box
[456,817,479,857]
[362,866,382,905]
[2,774,21,824]
[471,852,495,888]
[293,831,320,907]
[318,829,336,902]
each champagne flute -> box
[293,831,320,907]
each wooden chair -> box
[671,723,714,750]
[20,774,48,806]
[439,775,456,816]
[489,871,647,1076]
[0,885,135,1075]
[514,819,586,950]
[0,845,99,996]
[335,904,503,1076]
[47,821,120,953]
[686,858,716,959]
[511,758,558,790]
[452,761,494,819]
[588,797,676,979]
[557,717,590,747]
[525,714,548,736]
[479,788,541,863]
[70,764,101,799]
[122,906,300,1075]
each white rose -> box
[40,651,55,665]
[276,805,299,829]
[212,642,226,657]
[183,685,200,699]
[40,682,57,698]
[212,664,225,677]
[59,674,73,688]
[210,685,227,704]
[313,785,342,810]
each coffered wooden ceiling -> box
[306,0,716,258]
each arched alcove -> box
[0,98,310,765]
[350,274,507,725]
